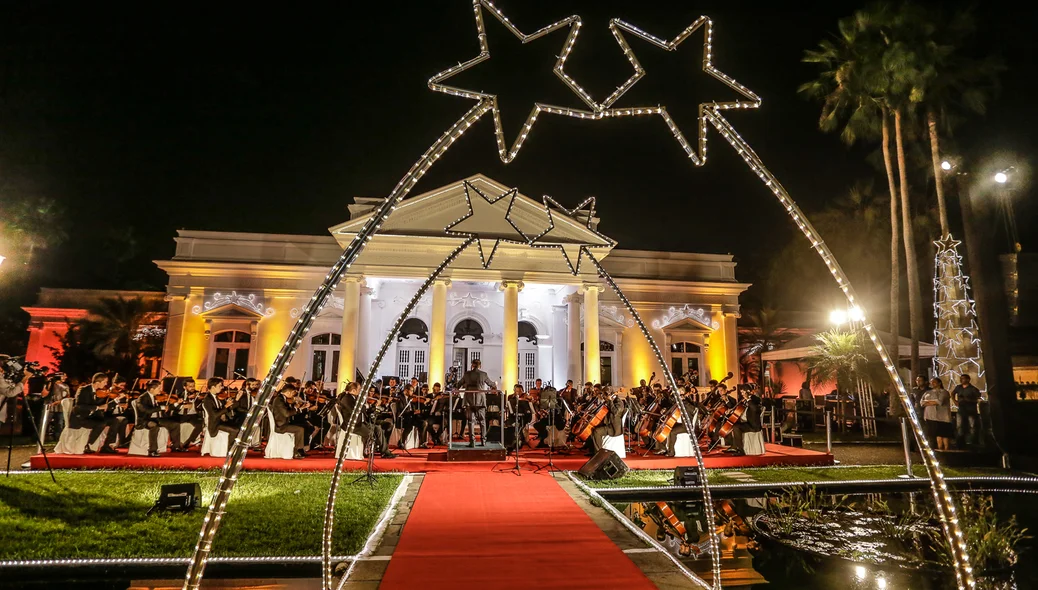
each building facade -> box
[25,175,748,391]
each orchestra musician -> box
[171,377,203,451]
[558,379,577,407]
[69,372,118,454]
[728,387,763,456]
[588,388,626,456]
[428,382,449,445]
[532,388,568,449]
[371,384,398,447]
[271,382,308,458]
[201,377,239,443]
[136,379,185,456]
[664,386,700,457]
[403,383,433,449]
[336,382,395,459]
[459,359,494,447]
[528,379,543,402]
[105,376,133,448]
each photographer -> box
[46,373,70,439]
[0,355,31,426]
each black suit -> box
[337,392,387,455]
[136,392,184,452]
[733,396,763,452]
[69,384,111,449]
[460,369,493,444]
[591,397,626,453]
[201,392,238,438]
[271,394,306,451]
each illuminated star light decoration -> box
[445,180,529,269]
[185,2,606,588]
[429,0,603,163]
[595,15,974,589]
[932,234,987,395]
[531,195,614,275]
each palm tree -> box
[75,296,165,378]
[741,307,792,395]
[800,7,903,364]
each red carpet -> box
[29,443,831,472]
[380,472,655,589]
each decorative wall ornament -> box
[600,304,635,328]
[133,326,167,341]
[393,293,431,307]
[448,292,491,308]
[291,295,344,319]
[651,305,718,330]
[191,291,274,317]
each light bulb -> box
[941,160,952,171]
[994,171,1008,184]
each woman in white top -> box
[920,377,952,450]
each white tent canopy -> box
[760,331,936,362]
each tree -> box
[800,7,903,365]
[0,195,67,267]
[741,307,793,393]
[807,328,869,394]
[57,296,165,379]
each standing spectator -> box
[920,377,953,450]
[46,373,70,439]
[951,374,982,448]
[910,375,928,411]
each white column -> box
[565,293,581,383]
[552,305,568,386]
[428,279,450,387]
[337,276,363,391]
[500,280,523,391]
[724,312,740,384]
[356,285,373,378]
[582,284,602,384]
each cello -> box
[571,394,614,442]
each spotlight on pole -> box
[941,160,952,171]
[848,306,864,322]
[994,171,1009,184]
[829,309,847,325]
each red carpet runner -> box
[380,472,655,589]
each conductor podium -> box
[446,389,507,461]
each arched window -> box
[310,333,341,384]
[397,318,429,380]
[670,341,702,383]
[211,330,251,380]
[452,318,485,371]
[518,321,538,390]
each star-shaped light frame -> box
[429,0,603,164]
[596,17,761,166]
[529,195,615,275]
[444,180,528,269]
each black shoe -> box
[468,441,475,448]
[419,444,429,449]
[295,450,307,459]
[148,451,161,457]
[381,451,397,459]
[99,446,118,455]
[536,442,548,449]
[83,448,95,454]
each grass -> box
[0,471,402,560]
[577,465,1021,488]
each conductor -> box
[460,359,495,447]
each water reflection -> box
[615,492,1033,590]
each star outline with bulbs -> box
[597,16,761,166]
[529,195,615,275]
[428,0,604,165]
[444,180,530,269]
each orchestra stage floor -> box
[29,442,831,472]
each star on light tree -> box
[598,16,761,165]
[428,0,602,164]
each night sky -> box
[0,1,1035,306]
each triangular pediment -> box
[329,174,614,249]
[197,303,267,319]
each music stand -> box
[351,434,378,487]
[534,387,560,474]
[497,393,524,477]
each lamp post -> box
[944,161,1015,457]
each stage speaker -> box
[147,483,201,515]
[673,466,702,487]
[578,449,629,480]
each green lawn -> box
[0,471,402,560]
[578,465,1021,488]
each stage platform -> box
[29,442,831,473]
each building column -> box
[565,293,582,383]
[356,285,373,379]
[338,276,364,392]
[582,284,602,384]
[552,304,568,386]
[428,279,451,387]
[724,312,740,384]
[500,280,523,391]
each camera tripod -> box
[5,393,56,482]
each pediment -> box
[196,303,267,320]
[329,174,614,249]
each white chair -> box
[53,398,104,455]
[264,409,295,459]
[200,406,230,458]
[672,432,696,458]
[128,401,170,456]
[333,408,364,460]
[600,411,628,459]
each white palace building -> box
[24,175,749,392]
